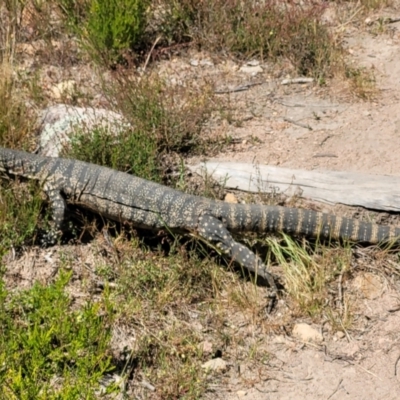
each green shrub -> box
[85,0,149,64]
[0,271,116,398]
[66,125,160,182]
[0,181,44,254]
[65,75,214,183]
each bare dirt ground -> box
[4,2,400,399]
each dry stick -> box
[140,380,156,392]
[351,362,381,380]
[281,77,314,85]
[386,17,400,24]
[338,269,344,316]
[283,117,312,130]
[394,354,400,376]
[142,36,161,72]
[335,6,363,31]
[313,153,338,158]
[215,81,264,94]
[327,378,343,400]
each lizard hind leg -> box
[197,214,277,295]
[40,183,69,246]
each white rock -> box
[239,65,263,75]
[292,323,323,343]
[247,60,260,66]
[200,59,214,67]
[237,390,248,397]
[365,17,373,25]
[38,104,131,157]
[52,80,76,99]
[201,357,227,372]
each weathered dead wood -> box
[188,162,400,212]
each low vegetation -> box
[0,0,397,397]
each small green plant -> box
[266,234,352,315]
[0,62,33,147]
[0,181,44,255]
[85,0,149,64]
[345,65,377,99]
[113,242,218,397]
[0,271,116,398]
[159,0,339,79]
[66,125,160,182]
[64,74,215,182]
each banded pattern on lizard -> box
[1,147,400,297]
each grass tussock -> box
[0,180,44,256]
[0,60,33,149]
[266,234,352,316]
[160,0,339,79]
[65,73,216,182]
[345,65,377,100]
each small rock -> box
[271,335,287,344]
[202,358,227,372]
[365,17,373,25]
[239,65,263,75]
[353,273,383,300]
[247,60,260,66]
[224,193,238,203]
[190,59,199,66]
[199,340,213,354]
[292,323,323,344]
[52,80,76,100]
[336,331,345,339]
[237,390,248,397]
[200,59,214,67]
[38,104,131,157]
[363,111,371,117]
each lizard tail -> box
[217,203,400,244]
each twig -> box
[283,117,312,130]
[394,354,400,376]
[338,269,344,316]
[215,81,264,94]
[143,36,161,72]
[352,362,380,379]
[320,134,333,146]
[281,77,314,85]
[276,100,305,107]
[140,380,156,392]
[386,17,400,24]
[313,153,338,158]
[367,17,400,26]
[327,378,343,400]
[335,6,363,30]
